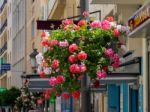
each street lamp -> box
[29,49,39,73]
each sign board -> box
[0,63,11,71]
[128,1,150,36]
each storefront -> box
[128,1,150,112]
[100,56,141,112]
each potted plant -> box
[36,12,129,100]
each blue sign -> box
[0,63,11,71]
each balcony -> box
[0,0,7,14]
[91,0,143,5]
[0,19,7,35]
[0,42,7,56]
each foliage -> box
[14,81,42,110]
[0,87,21,106]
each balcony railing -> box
[0,0,7,14]
[0,42,7,56]
[0,19,7,34]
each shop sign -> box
[0,63,11,71]
[128,2,150,32]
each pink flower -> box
[77,51,87,60]
[68,55,77,63]
[44,89,52,99]
[74,25,80,30]
[45,89,52,96]
[49,77,57,86]
[56,75,65,84]
[37,99,43,105]
[63,19,73,25]
[51,59,59,69]
[79,64,87,73]
[101,20,111,30]
[62,92,70,100]
[41,39,49,47]
[64,25,69,30]
[59,40,69,47]
[113,29,120,37]
[112,62,119,68]
[41,32,46,38]
[113,54,120,63]
[49,40,59,46]
[104,48,114,57]
[96,70,107,78]
[55,93,61,97]
[90,21,101,28]
[41,31,49,39]
[78,20,87,26]
[69,44,78,53]
[72,90,80,99]
[39,71,46,78]
[44,93,51,99]
[82,11,89,17]
[69,64,80,74]
[106,16,114,22]
[112,54,120,68]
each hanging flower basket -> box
[36,13,129,100]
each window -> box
[31,19,36,38]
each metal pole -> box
[80,1,91,112]
[80,0,89,19]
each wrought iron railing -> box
[0,19,7,34]
[0,42,7,55]
[0,0,7,14]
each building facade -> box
[0,0,12,89]
[25,0,43,74]
[12,0,26,88]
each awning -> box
[28,78,52,92]
[100,76,138,84]
[27,78,107,92]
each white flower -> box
[44,67,52,74]
[36,53,43,65]
[119,57,125,64]
[121,26,130,34]
[116,25,122,31]
[108,66,114,72]
[37,66,42,73]
[45,31,50,37]
[121,45,128,53]
[110,22,117,28]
